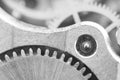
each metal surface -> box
[0,45,98,80]
[0,0,119,80]
[0,19,119,79]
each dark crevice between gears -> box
[58,11,112,29]
[0,0,13,16]
[109,27,120,57]
[58,15,75,28]
[78,12,112,28]
[0,45,98,80]
[25,0,38,9]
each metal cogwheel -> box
[0,0,76,31]
[0,22,118,80]
[0,1,119,80]
[1,0,120,33]
[1,0,58,20]
[48,1,120,32]
[0,45,98,80]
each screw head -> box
[76,34,97,57]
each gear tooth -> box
[66,57,73,64]
[93,2,98,6]
[80,67,86,74]
[85,73,92,79]
[29,48,33,56]
[89,1,93,5]
[102,4,107,9]
[45,49,50,56]
[47,17,59,29]
[21,49,26,57]
[89,1,93,4]
[13,51,17,58]
[106,6,111,11]
[74,62,80,69]
[5,54,10,61]
[47,21,53,27]
[116,14,120,19]
[110,9,115,14]
[53,17,58,22]
[104,5,111,12]
[52,51,57,58]
[37,48,41,55]
[87,0,93,4]
[60,53,65,61]
[112,11,117,16]
[0,59,3,65]
[98,3,102,7]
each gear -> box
[1,0,58,20]
[0,0,75,30]
[48,1,120,32]
[0,45,98,80]
[1,0,120,33]
[0,1,119,80]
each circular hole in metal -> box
[76,34,97,57]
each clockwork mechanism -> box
[0,45,98,80]
[0,0,120,80]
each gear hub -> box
[76,34,97,57]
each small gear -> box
[0,45,98,80]
[48,1,120,32]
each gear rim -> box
[0,1,120,33]
[0,45,98,80]
[49,1,120,32]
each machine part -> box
[49,1,120,32]
[0,45,98,80]
[0,0,119,79]
[117,63,120,80]
[1,0,120,53]
[0,0,75,29]
[1,0,58,20]
[76,34,97,57]
[66,21,118,80]
[0,0,120,33]
[117,28,120,46]
[0,20,118,80]
[48,0,120,55]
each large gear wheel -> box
[0,45,98,80]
